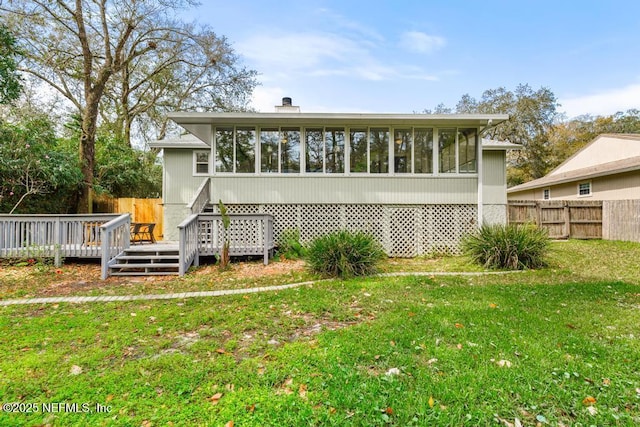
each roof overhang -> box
[167,112,509,144]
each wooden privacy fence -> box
[508,200,603,239]
[603,199,640,243]
[95,197,163,241]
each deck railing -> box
[196,213,274,265]
[187,177,210,214]
[100,214,131,279]
[178,214,200,276]
[0,214,122,266]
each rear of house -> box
[151,100,515,256]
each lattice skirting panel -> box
[210,204,477,257]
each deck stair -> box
[109,246,180,276]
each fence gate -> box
[508,200,602,239]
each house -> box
[150,98,516,256]
[508,134,640,201]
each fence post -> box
[563,202,571,239]
[535,202,542,227]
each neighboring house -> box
[508,134,640,201]
[150,99,516,256]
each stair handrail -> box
[187,177,210,214]
[100,213,131,280]
[178,213,199,276]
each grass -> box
[0,240,639,425]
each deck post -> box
[263,216,268,265]
[54,216,62,267]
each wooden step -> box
[109,271,179,276]
[110,262,179,269]
[116,255,179,261]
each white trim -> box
[193,150,211,176]
[577,181,592,197]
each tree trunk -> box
[77,93,101,214]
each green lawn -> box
[1,240,639,426]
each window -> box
[325,128,345,173]
[350,129,368,173]
[235,128,255,173]
[260,128,279,173]
[194,151,210,175]
[394,129,412,173]
[215,128,233,173]
[543,188,550,200]
[281,128,300,173]
[458,128,477,173]
[414,129,433,174]
[305,129,324,172]
[369,128,389,173]
[439,128,456,173]
[578,182,591,196]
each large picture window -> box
[260,128,279,173]
[350,129,367,173]
[235,128,255,173]
[369,128,389,174]
[325,128,345,173]
[305,129,324,172]
[281,128,300,173]
[439,128,456,173]
[458,128,477,173]
[414,129,433,174]
[394,129,411,173]
[215,128,233,173]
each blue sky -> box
[185,0,640,118]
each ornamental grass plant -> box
[461,223,549,270]
[306,230,385,278]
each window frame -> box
[193,150,211,176]
[543,188,551,200]
[577,181,592,197]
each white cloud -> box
[560,83,640,118]
[400,31,445,54]
[249,86,287,112]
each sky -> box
[183,0,640,118]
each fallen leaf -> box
[408,312,415,317]
[602,378,611,386]
[390,340,396,347]
[70,365,83,375]
[106,394,114,402]
[496,360,512,368]
[385,407,393,415]
[224,421,234,427]
[246,404,255,413]
[329,407,336,414]
[566,323,576,329]
[141,421,152,427]
[586,406,597,416]
[582,396,596,406]
[494,414,514,427]
[455,323,464,328]
[210,392,223,405]
[428,396,434,408]
[489,303,498,309]
[426,358,438,365]
[456,343,463,350]
[216,348,227,354]
[299,384,308,399]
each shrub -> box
[276,228,306,260]
[306,230,385,278]
[461,223,549,270]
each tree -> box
[0,24,22,104]
[454,84,559,185]
[1,1,256,212]
[100,21,257,146]
[0,114,81,214]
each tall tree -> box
[455,84,559,185]
[0,24,22,104]
[1,1,255,212]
